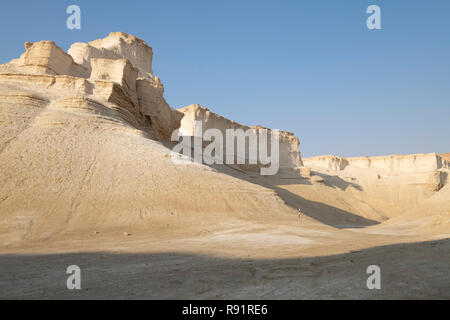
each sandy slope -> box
[0,82,298,248]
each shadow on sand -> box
[0,239,448,299]
[211,164,378,228]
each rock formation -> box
[303,153,449,173]
[441,152,450,163]
[0,32,183,140]
[303,153,450,218]
[177,104,303,177]
[68,32,155,79]
[0,32,302,171]
[0,41,89,78]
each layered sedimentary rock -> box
[303,153,450,217]
[0,32,182,139]
[303,153,449,173]
[68,32,155,80]
[0,41,89,78]
[302,155,349,171]
[0,33,303,243]
[1,31,449,262]
[177,104,303,176]
[69,33,183,139]
[441,153,450,163]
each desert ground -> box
[0,33,449,299]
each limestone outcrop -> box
[68,32,155,80]
[304,153,449,191]
[2,33,450,300]
[0,32,182,139]
[441,153,450,164]
[303,153,450,216]
[302,155,349,171]
[303,153,449,173]
[0,41,89,78]
[177,104,303,176]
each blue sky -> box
[0,0,449,157]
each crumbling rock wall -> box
[68,32,155,80]
[0,32,303,171]
[303,153,450,194]
[177,104,303,176]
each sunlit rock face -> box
[303,153,450,214]
[177,104,303,176]
[0,32,303,170]
[0,32,184,139]
[68,32,155,80]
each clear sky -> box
[0,0,449,157]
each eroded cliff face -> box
[0,32,182,140]
[302,153,450,218]
[441,153,450,164]
[68,32,155,80]
[303,153,450,192]
[0,33,303,243]
[303,153,449,173]
[0,32,302,168]
[177,104,303,177]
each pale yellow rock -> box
[0,41,89,78]
[311,175,325,184]
[303,153,450,219]
[137,78,183,139]
[90,58,138,93]
[0,32,449,300]
[298,166,311,178]
[177,104,303,175]
[0,33,181,138]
